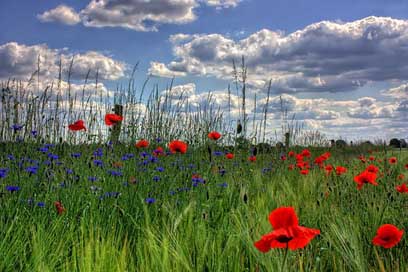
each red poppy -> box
[396,183,408,193]
[388,157,397,164]
[248,155,256,162]
[358,155,367,163]
[208,131,221,141]
[354,170,378,190]
[325,165,333,175]
[281,155,287,161]
[372,224,404,248]
[225,153,234,159]
[405,163,408,170]
[54,201,65,215]
[397,174,405,181]
[135,139,149,148]
[288,164,295,170]
[301,149,311,158]
[254,207,320,252]
[68,120,86,131]
[369,156,375,161]
[300,169,309,175]
[366,164,379,174]
[168,140,188,154]
[104,113,123,126]
[288,151,295,157]
[335,166,347,176]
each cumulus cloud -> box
[37,5,81,25]
[148,61,187,78]
[38,0,242,31]
[151,16,408,94]
[0,42,127,81]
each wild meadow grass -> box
[0,141,406,271]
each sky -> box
[0,0,407,141]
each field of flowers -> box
[0,117,407,271]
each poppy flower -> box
[335,166,347,176]
[354,170,378,190]
[369,156,375,161]
[288,164,295,170]
[397,174,405,181]
[254,207,320,252]
[300,169,309,175]
[169,140,188,154]
[68,120,86,131]
[54,201,65,215]
[104,113,123,126]
[301,149,311,158]
[388,157,397,164]
[372,224,404,248]
[135,139,149,148]
[405,163,408,170]
[153,146,164,156]
[396,183,408,193]
[366,164,379,174]
[225,153,234,159]
[248,155,256,162]
[325,165,333,175]
[208,131,221,141]
[288,151,295,157]
[281,155,287,161]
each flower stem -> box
[281,246,289,272]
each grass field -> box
[0,140,406,271]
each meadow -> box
[0,138,407,271]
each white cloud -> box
[37,5,81,25]
[152,16,408,94]
[148,61,187,78]
[0,42,127,81]
[202,0,242,8]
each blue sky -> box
[0,0,407,141]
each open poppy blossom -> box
[288,151,295,157]
[301,149,311,158]
[169,140,188,154]
[208,131,221,141]
[396,183,408,193]
[354,170,378,190]
[335,166,347,176]
[105,113,123,126]
[372,224,404,248]
[388,157,397,164]
[248,155,256,162]
[135,139,149,148]
[405,163,408,170]
[225,153,234,159]
[254,207,320,252]
[365,164,379,174]
[300,169,309,175]
[68,120,86,131]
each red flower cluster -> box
[208,131,221,141]
[135,139,149,148]
[68,120,86,131]
[254,207,320,252]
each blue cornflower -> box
[218,182,228,188]
[145,197,156,204]
[153,176,160,182]
[38,147,48,153]
[37,202,45,207]
[66,168,73,175]
[88,176,98,182]
[71,152,81,158]
[93,148,103,157]
[11,124,23,131]
[43,160,51,166]
[25,166,38,175]
[262,168,272,174]
[6,185,20,192]
[7,154,15,160]
[140,151,149,158]
[31,130,38,137]
[0,168,8,179]
[108,170,123,177]
[156,167,164,172]
[93,160,103,167]
[149,156,158,163]
[48,153,59,160]
[219,169,227,176]
[156,137,162,143]
[213,151,224,156]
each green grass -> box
[0,143,407,271]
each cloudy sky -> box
[0,0,407,141]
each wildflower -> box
[156,167,164,172]
[11,124,23,131]
[335,166,347,176]
[88,176,97,182]
[388,157,397,164]
[93,160,103,167]
[107,170,123,177]
[397,174,405,181]
[6,185,20,192]
[68,120,86,131]
[145,197,156,204]
[225,153,234,159]
[71,152,81,158]
[372,224,404,248]
[218,182,228,188]
[324,165,333,175]
[248,155,256,162]
[31,130,38,137]
[366,164,379,174]
[369,156,375,161]
[405,163,408,169]
[288,164,295,171]
[0,168,8,179]
[301,149,311,158]
[300,169,309,175]
[354,170,378,190]
[54,201,65,215]
[208,131,221,141]
[104,113,123,126]
[37,202,45,208]
[288,151,295,157]
[25,166,38,175]
[254,207,320,252]
[153,176,160,182]
[169,140,188,154]
[153,146,164,156]
[135,139,149,148]
[396,183,408,193]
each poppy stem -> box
[281,246,289,272]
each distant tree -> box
[335,139,347,148]
[399,139,407,148]
[389,138,401,148]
